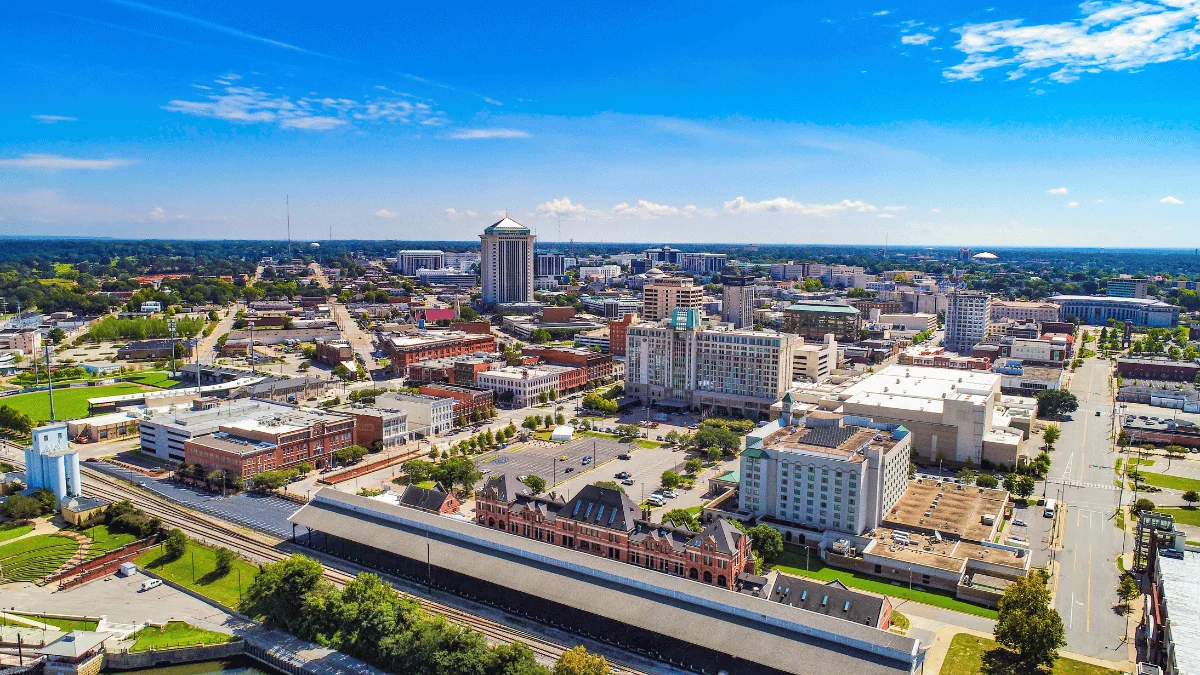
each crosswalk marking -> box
[1046,478,1120,491]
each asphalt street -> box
[1048,357,1129,660]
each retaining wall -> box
[107,641,244,670]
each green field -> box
[1,383,148,422]
[939,633,1120,675]
[772,547,997,619]
[83,524,137,558]
[8,614,98,632]
[1157,507,1200,527]
[123,371,182,389]
[135,541,259,609]
[0,534,80,582]
[0,523,33,544]
[129,621,236,652]
[1132,470,1200,493]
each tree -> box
[553,646,608,675]
[800,277,822,292]
[215,546,237,576]
[662,508,699,531]
[956,467,976,485]
[252,469,295,491]
[1003,473,1020,494]
[402,459,436,484]
[48,327,66,343]
[684,458,703,475]
[334,445,369,464]
[660,470,682,489]
[555,412,565,426]
[1015,476,1036,499]
[332,363,353,381]
[591,480,625,494]
[747,524,784,563]
[976,473,999,489]
[241,554,329,634]
[1184,490,1200,507]
[993,570,1065,671]
[522,416,540,430]
[1042,424,1061,451]
[528,328,552,344]
[706,446,723,463]
[523,474,547,495]
[163,528,189,560]
[2,493,46,520]
[1133,497,1156,515]
[1035,389,1079,419]
[1117,574,1139,611]
[1166,445,1189,469]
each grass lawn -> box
[123,371,181,389]
[9,614,98,632]
[0,523,33,543]
[415,480,436,489]
[2,383,148,422]
[129,621,236,652]
[939,633,1120,675]
[82,524,137,558]
[134,541,259,609]
[1156,507,1200,527]
[0,534,81,582]
[1127,457,1155,468]
[772,547,997,619]
[1131,470,1200,492]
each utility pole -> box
[168,319,177,376]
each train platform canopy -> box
[290,488,921,675]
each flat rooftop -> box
[839,365,998,411]
[785,303,861,315]
[188,432,276,456]
[386,331,478,348]
[290,489,920,675]
[869,527,1028,573]
[883,478,1008,541]
[1157,550,1200,675]
[760,421,893,463]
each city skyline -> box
[4,1,1200,245]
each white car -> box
[646,495,665,507]
[661,489,678,499]
[1013,519,1028,527]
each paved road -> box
[1049,357,1129,660]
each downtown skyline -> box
[4,0,1200,245]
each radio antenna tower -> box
[286,195,293,262]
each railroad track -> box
[4,454,652,675]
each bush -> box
[2,493,47,520]
[214,547,237,576]
[163,528,188,560]
[976,474,999,489]
[1133,497,1156,515]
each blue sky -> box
[3,0,1200,245]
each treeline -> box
[242,555,610,675]
[84,315,205,341]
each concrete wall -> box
[106,642,244,670]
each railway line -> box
[1,449,653,675]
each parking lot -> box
[475,434,630,489]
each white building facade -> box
[475,367,560,408]
[480,217,535,305]
[944,291,992,354]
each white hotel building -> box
[476,366,559,408]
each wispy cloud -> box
[445,208,478,218]
[901,33,935,45]
[0,154,134,170]
[1048,186,1069,194]
[375,208,397,218]
[148,206,185,220]
[1067,201,1080,207]
[447,128,530,140]
[873,10,890,16]
[1161,195,1185,205]
[611,200,680,219]
[877,213,897,218]
[164,78,446,130]
[723,196,877,216]
[945,1,1200,83]
[536,197,596,220]
[32,115,77,124]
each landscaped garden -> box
[0,534,81,582]
[128,621,237,652]
[0,522,33,544]
[135,540,259,609]
[82,524,138,558]
[7,613,98,632]
[939,633,1119,675]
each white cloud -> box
[682,205,717,218]
[483,97,503,106]
[611,200,679,219]
[148,206,185,220]
[445,208,478,218]
[902,33,935,45]
[32,115,77,124]
[1048,186,1069,194]
[945,1,1200,83]
[447,128,530,140]
[883,205,907,211]
[931,208,943,213]
[1067,201,1080,207]
[877,213,897,218]
[536,197,594,220]
[164,80,446,131]
[0,154,134,170]
[1161,195,1185,204]
[874,10,890,16]
[723,196,877,216]
[375,208,397,218]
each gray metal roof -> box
[291,489,920,675]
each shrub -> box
[163,528,188,560]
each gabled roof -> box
[398,484,451,512]
[694,519,745,555]
[483,216,530,234]
[559,483,641,532]
[38,631,113,658]
[479,474,528,502]
[770,573,886,626]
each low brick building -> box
[334,404,408,450]
[385,331,496,375]
[418,383,494,424]
[475,476,754,590]
[1117,357,1200,383]
[315,338,354,367]
[117,339,193,360]
[522,345,614,385]
[183,407,355,476]
[398,484,461,514]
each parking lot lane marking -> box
[1073,541,1078,573]
[1086,544,1093,633]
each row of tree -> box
[241,555,611,675]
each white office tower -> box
[480,217,535,304]
[944,291,992,354]
[24,422,82,503]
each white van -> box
[139,578,163,592]
[646,494,665,507]
[1043,499,1057,518]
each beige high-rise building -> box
[480,217,535,305]
[642,274,703,322]
[721,274,755,329]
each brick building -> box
[333,405,408,450]
[418,383,494,424]
[1116,357,1200,382]
[385,332,496,375]
[543,364,588,393]
[608,313,637,357]
[521,345,614,385]
[398,484,461,514]
[449,321,494,335]
[541,306,577,323]
[117,339,193,360]
[475,477,754,590]
[315,338,354,367]
[182,407,355,477]
[405,358,457,383]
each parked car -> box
[615,471,630,479]
[662,489,678,499]
[1013,519,1028,527]
[564,467,574,474]
[620,478,635,486]
[646,495,665,507]
[618,453,631,460]
[518,475,528,482]
[582,456,592,465]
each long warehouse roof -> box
[290,489,921,675]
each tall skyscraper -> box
[480,217,535,305]
[641,273,703,322]
[944,290,992,354]
[721,274,755,328]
